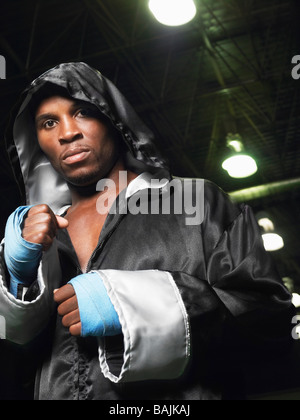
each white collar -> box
[125,172,169,199]
[58,172,169,215]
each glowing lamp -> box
[148,0,197,26]
[262,233,284,252]
[222,135,258,179]
[258,217,284,252]
[222,155,258,179]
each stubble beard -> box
[61,153,121,189]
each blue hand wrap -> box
[4,206,43,297]
[68,272,122,338]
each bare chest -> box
[66,210,108,272]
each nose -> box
[59,116,82,144]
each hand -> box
[22,204,69,252]
[54,284,82,336]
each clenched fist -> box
[54,284,82,337]
[22,204,69,251]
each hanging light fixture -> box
[283,277,300,308]
[262,233,284,252]
[222,134,258,179]
[148,0,197,27]
[258,217,284,252]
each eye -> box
[43,120,57,129]
[77,107,93,117]
[76,105,102,120]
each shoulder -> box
[201,179,246,247]
[169,176,244,229]
[203,179,243,218]
[172,177,243,216]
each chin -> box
[65,164,117,188]
[59,158,118,188]
[67,176,99,188]
[64,168,101,188]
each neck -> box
[68,158,138,208]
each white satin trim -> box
[95,269,190,383]
[0,239,61,345]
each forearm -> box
[4,206,42,298]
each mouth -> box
[62,147,91,165]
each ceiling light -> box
[222,155,258,179]
[258,216,284,252]
[292,293,300,308]
[283,277,294,294]
[148,0,197,27]
[258,217,274,232]
[262,233,284,252]
[222,134,258,179]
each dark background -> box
[0,0,300,399]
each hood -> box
[6,62,170,213]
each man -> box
[0,62,295,400]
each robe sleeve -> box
[0,239,61,345]
[95,182,294,385]
[94,269,190,383]
[172,183,294,384]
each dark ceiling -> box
[0,0,300,289]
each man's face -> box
[35,95,121,186]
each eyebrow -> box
[35,100,94,125]
[35,113,58,125]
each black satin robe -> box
[32,180,294,400]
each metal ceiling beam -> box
[77,9,89,59]
[229,178,300,203]
[203,1,260,76]
[94,0,129,42]
[30,11,85,70]
[25,2,40,71]
[200,1,277,126]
